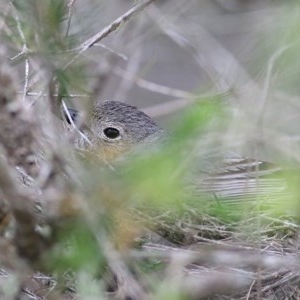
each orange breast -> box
[96,142,132,162]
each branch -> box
[63,0,158,70]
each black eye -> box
[103,127,120,139]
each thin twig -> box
[94,43,128,61]
[65,0,76,38]
[10,2,30,102]
[62,100,92,146]
[21,91,90,98]
[142,91,229,117]
[256,44,291,127]
[114,66,196,99]
[63,0,158,70]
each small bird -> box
[64,100,286,202]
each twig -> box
[245,279,255,300]
[20,91,90,98]
[114,66,195,99]
[65,0,76,38]
[62,100,92,146]
[63,0,158,70]
[102,241,146,300]
[148,4,260,95]
[142,91,229,117]
[256,44,291,127]
[10,2,30,102]
[94,43,128,61]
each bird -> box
[63,100,287,203]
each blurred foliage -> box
[48,221,105,274]
[265,8,300,95]
[11,0,69,50]
[2,0,300,299]
[7,0,88,110]
[123,98,226,210]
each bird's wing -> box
[195,156,288,203]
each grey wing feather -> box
[196,156,288,203]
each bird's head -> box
[64,100,164,162]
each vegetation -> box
[0,1,300,299]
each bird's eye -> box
[103,127,120,139]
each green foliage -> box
[7,0,88,111]
[154,284,186,300]
[48,221,105,274]
[123,98,226,212]
[11,0,69,50]
[138,258,165,273]
[174,96,225,140]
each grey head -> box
[65,100,164,161]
